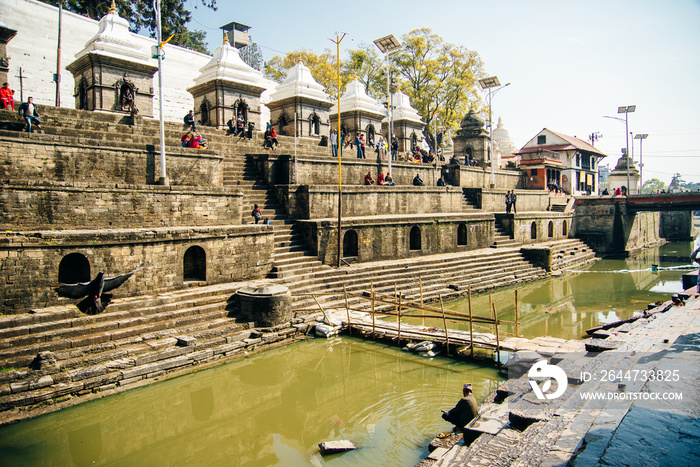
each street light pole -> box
[635,133,648,190]
[478,77,510,187]
[155,0,168,185]
[618,106,635,193]
[374,34,401,175]
[330,33,346,267]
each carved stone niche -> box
[67,56,157,117]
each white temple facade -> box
[330,78,386,147]
[187,36,266,130]
[382,90,424,154]
[65,3,157,116]
[266,60,333,138]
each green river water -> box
[0,240,696,466]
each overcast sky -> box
[187,0,700,184]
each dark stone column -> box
[236,282,292,327]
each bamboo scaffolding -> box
[469,285,474,358]
[515,289,520,336]
[397,294,403,343]
[312,294,332,324]
[302,282,520,361]
[440,296,449,356]
[493,303,501,366]
[348,321,500,349]
[343,285,351,334]
[419,276,425,327]
[371,281,376,338]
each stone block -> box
[68,365,107,382]
[176,336,197,347]
[28,375,54,390]
[318,440,358,455]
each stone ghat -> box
[0,280,326,425]
[419,294,700,466]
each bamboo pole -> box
[493,303,501,367]
[440,295,449,356]
[312,294,332,325]
[468,285,474,358]
[371,281,376,339]
[397,294,403,344]
[420,276,425,327]
[488,293,494,333]
[343,285,351,335]
[515,289,520,337]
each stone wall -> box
[0,183,242,230]
[442,164,525,189]
[660,211,694,240]
[465,188,551,212]
[572,200,665,255]
[0,226,274,313]
[0,136,223,186]
[255,154,448,187]
[299,214,494,265]
[497,213,574,244]
[274,185,464,219]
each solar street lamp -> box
[374,34,401,174]
[634,133,648,189]
[479,76,510,187]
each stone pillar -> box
[236,282,292,327]
[0,25,18,86]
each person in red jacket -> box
[0,83,15,110]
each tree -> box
[342,43,385,100]
[394,28,484,150]
[640,178,666,194]
[240,42,264,71]
[40,0,216,54]
[264,49,345,100]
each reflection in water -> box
[0,338,501,466]
[405,241,696,340]
[190,387,214,422]
[68,423,102,467]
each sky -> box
[186,0,700,185]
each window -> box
[309,113,321,136]
[548,221,554,238]
[343,230,358,257]
[562,220,568,236]
[530,222,537,240]
[58,253,91,284]
[537,135,546,145]
[531,169,538,176]
[409,226,422,251]
[184,246,206,281]
[457,223,467,246]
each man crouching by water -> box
[441,383,478,432]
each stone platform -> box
[419,293,700,466]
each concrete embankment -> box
[418,291,700,466]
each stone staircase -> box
[0,282,318,413]
[0,107,332,158]
[279,247,550,314]
[221,153,330,279]
[492,219,521,248]
[545,238,597,271]
[462,189,480,211]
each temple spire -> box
[109,0,117,14]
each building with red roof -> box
[517,128,607,195]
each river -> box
[0,240,696,466]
